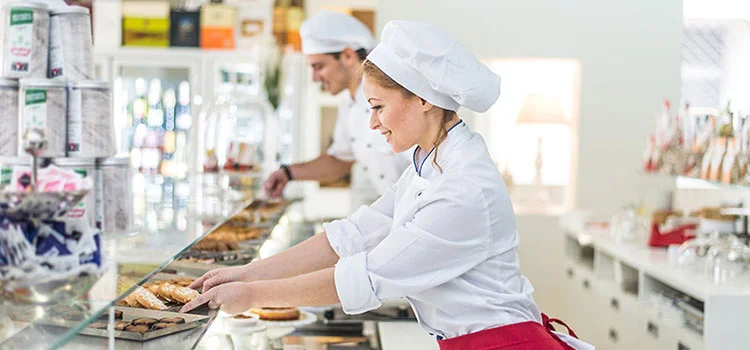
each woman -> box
[181,20,592,350]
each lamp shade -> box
[516,93,567,124]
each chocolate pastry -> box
[88,322,107,329]
[125,325,149,334]
[151,323,177,331]
[131,317,158,326]
[114,321,130,331]
[159,317,186,324]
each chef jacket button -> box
[363,166,368,172]
[379,174,385,179]
[350,137,355,142]
[367,143,372,148]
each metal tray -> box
[78,307,209,341]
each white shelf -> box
[93,46,269,62]
[562,227,750,350]
[564,229,750,302]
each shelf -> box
[94,46,272,62]
[564,229,750,302]
[646,172,750,191]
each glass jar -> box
[610,205,648,245]
[201,69,275,175]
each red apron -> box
[437,314,578,350]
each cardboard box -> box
[122,1,170,47]
[200,4,236,49]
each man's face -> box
[306,53,350,95]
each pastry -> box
[122,292,141,308]
[114,321,130,331]
[133,287,168,311]
[89,322,107,329]
[159,317,186,324]
[157,283,178,303]
[171,285,200,304]
[169,278,194,287]
[192,239,239,252]
[151,323,178,330]
[125,325,149,334]
[143,282,162,295]
[131,317,158,327]
[250,307,301,321]
[114,310,123,319]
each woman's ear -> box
[420,98,434,113]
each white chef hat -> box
[367,21,501,113]
[300,10,376,55]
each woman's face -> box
[363,76,431,153]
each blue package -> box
[36,233,72,257]
[79,233,102,268]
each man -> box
[264,10,411,209]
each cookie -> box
[159,317,186,324]
[151,323,177,330]
[131,317,158,327]
[114,321,130,331]
[125,325,149,334]
[88,322,107,329]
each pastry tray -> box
[77,307,209,341]
[179,244,258,265]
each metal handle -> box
[608,328,618,343]
[678,342,690,350]
[647,321,659,338]
[610,297,619,311]
[582,279,590,289]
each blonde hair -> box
[362,60,456,173]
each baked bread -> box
[250,307,301,321]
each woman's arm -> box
[181,268,340,314]
[190,232,339,292]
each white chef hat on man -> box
[300,10,376,55]
[367,21,501,113]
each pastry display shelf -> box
[0,189,296,349]
[646,172,750,191]
[562,227,750,350]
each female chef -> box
[182,20,592,350]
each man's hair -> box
[328,48,369,62]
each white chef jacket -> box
[324,121,594,349]
[327,84,411,208]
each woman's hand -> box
[189,265,252,293]
[180,282,257,315]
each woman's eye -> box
[371,105,383,112]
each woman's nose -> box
[369,110,379,130]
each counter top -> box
[564,228,750,301]
[0,175,260,349]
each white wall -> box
[376,0,683,219]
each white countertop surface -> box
[564,228,750,301]
[379,321,438,350]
